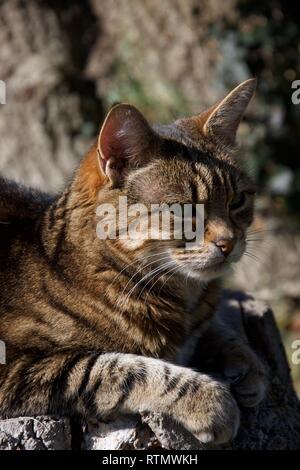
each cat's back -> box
[0,177,53,271]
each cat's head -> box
[77,79,256,282]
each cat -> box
[0,79,267,446]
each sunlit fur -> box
[122,153,255,283]
[0,80,267,445]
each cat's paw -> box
[179,379,240,445]
[223,347,268,408]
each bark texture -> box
[0,0,102,191]
[0,0,245,192]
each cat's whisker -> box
[185,267,191,286]
[117,259,175,310]
[142,259,191,300]
[155,262,190,299]
[162,262,188,287]
[121,261,175,309]
[246,234,265,241]
[243,251,265,267]
[108,250,172,289]
[136,260,178,302]
[247,227,273,236]
[246,238,276,254]
[116,254,172,297]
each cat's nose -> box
[214,237,235,256]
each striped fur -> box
[0,80,267,445]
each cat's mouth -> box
[171,243,245,281]
[194,257,229,271]
[206,257,228,267]
[167,253,226,280]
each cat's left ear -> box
[97,104,156,187]
[193,78,256,146]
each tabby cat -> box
[0,79,267,445]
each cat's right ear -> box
[97,104,155,188]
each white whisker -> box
[116,258,174,311]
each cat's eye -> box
[229,192,246,211]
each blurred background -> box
[0,0,299,393]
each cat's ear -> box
[97,104,155,187]
[194,78,256,145]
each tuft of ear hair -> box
[178,78,256,146]
[97,104,156,188]
[203,78,256,145]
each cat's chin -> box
[180,261,231,282]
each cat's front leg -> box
[0,351,239,446]
[191,318,268,408]
[99,353,240,445]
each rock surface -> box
[0,416,71,450]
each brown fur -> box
[0,80,267,445]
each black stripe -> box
[99,248,135,280]
[197,172,210,200]
[78,354,99,397]
[228,170,237,194]
[36,189,71,275]
[190,181,198,204]
[8,352,73,413]
[212,167,222,192]
[36,218,51,261]
[121,370,137,395]
[164,375,181,394]
[80,291,122,333]
[47,205,57,231]
[35,220,74,289]
[114,369,137,409]
[49,352,85,413]
[136,362,148,385]
[47,187,70,230]
[51,221,67,265]
[105,357,121,385]
[163,365,171,385]
[8,356,42,412]
[22,332,58,350]
[42,283,100,333]
[174,382,191,402]
[174,379,200,403]
[109,357,119,371]
[52,353,84,396]
[83,375,103,418]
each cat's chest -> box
[182,280,208,323]
[175,281,216,366]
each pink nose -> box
[214,237,235,256]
